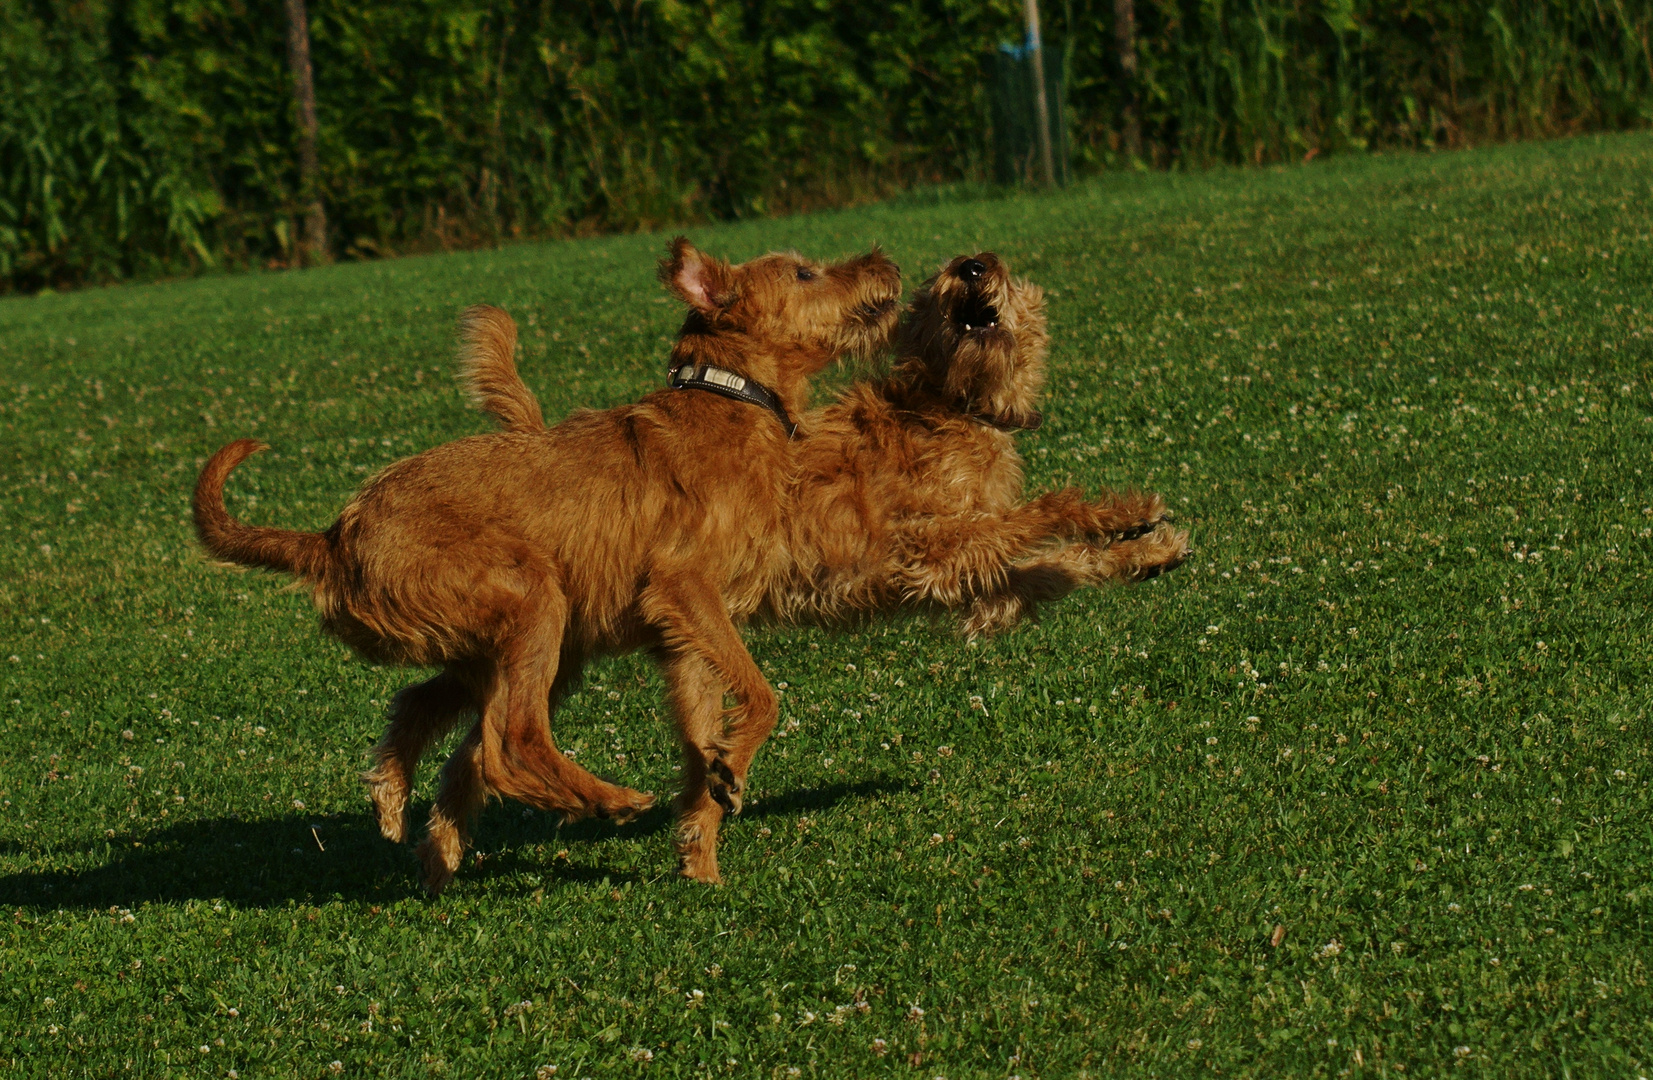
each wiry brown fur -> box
[957,521,1190,638]
[410,252,1186,884]
[194,237,902,892]
[769,252,1188,629]
[461,252,1186,631]
[457,306,542,434]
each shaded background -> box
[4,0,1652,292]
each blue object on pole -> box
[992,41,1069,185]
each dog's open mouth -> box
[953,292,999,333]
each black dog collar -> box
[669,363,797,438]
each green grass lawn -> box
[3,132,1651,1078]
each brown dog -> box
[413,251,1185,883]
[768,252,1188,631]
[194,238,901,893]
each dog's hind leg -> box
[660,648,727,884]
[417,656,515,894]
[640,572,776,819]
[417,716,489,896]
[476,582,654,825]
[363,667,477,843]
[417,650,587,895]
[959,549,1092,638]
[414,651,624,895]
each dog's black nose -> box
[957,259,987,281]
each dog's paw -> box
[1117,492,1170,536]
[594,787,656,825]
[706,756,744,815]
[361,765,410,844]
[421,864,455,898]
[1117,524,1191,582]
[1119,499,1175,544]
[1115,519,1158,543]
[416,831,464,897]
[1069,489,1171,544]
[681,860,724,885]
[960,592,1032,639]
[674,820,724,885]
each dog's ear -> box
[660,237,735,314]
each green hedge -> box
[4,0,1651,292]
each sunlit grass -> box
[2,132,1651,1077]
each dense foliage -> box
[3,0,1651,291]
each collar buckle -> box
[669,364,797,438]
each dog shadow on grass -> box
[0,776,909,912]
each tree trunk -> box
[1113,0,1141,160]
[284,0,327,266]
[1023,0,1056,186]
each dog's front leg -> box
[1060,522,1191,587]
[889,502,1080,608]
[1022,487,1170,544]
[893,488,1172,609]
[640,572,778,823]
[658,648,728,883]
[959,546,1095,638]
[962,523,1192,637]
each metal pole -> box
[1023,0,1056,186]
[284,0,327,265]
[1113,0,1141,159]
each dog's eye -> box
[795,266,816,282]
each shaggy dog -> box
[769,252,1188,636]
[391,251,1187,883]
[194,238,902,893]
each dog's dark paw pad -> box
[707,777,742,814]
[706,758,744,815]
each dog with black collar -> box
[196,237,901,892]
[418,249,1184,884]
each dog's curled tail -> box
[193,439,331,580]
[458,304,545,433]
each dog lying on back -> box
[770,252,1188,635]
[195,237,901,894]
[393,251,1186,883]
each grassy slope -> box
[1,133,1651,1078]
